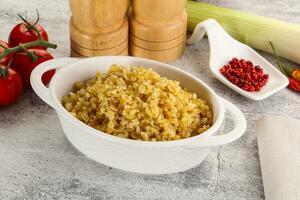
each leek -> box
[186,1,300,64]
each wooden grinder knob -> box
[130,0,187,63]
[132,0,186,26]
[69,0,129,57]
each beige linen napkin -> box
[256,115,300,200]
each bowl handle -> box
[30,57,81,108]
[186,98,247,148]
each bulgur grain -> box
[62,65,213,141]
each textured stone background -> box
[0,0,299,200]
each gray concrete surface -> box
[0,0,299,199]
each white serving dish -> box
[30,56,246,174]
[187,19,289,101]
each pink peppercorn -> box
[220,58,269,92]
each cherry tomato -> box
[0,66,23,106]
[0,40,13,66]
[8,23,48,49]
[11,49,55,88]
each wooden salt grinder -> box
[69,0,129,57]
[130,0,187,63]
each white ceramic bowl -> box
[31,56,247,174]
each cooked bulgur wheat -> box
[62,65,212,141]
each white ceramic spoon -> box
[187,19,289,101]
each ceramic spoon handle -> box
[186,18,233,45]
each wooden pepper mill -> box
[129,0,187,63]
[69,0,129,57]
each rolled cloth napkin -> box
[256,115,300,200]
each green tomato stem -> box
[19,44,39,62]
[0,39,57,60]
[0,58,13,79]
[18,10,42,40]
